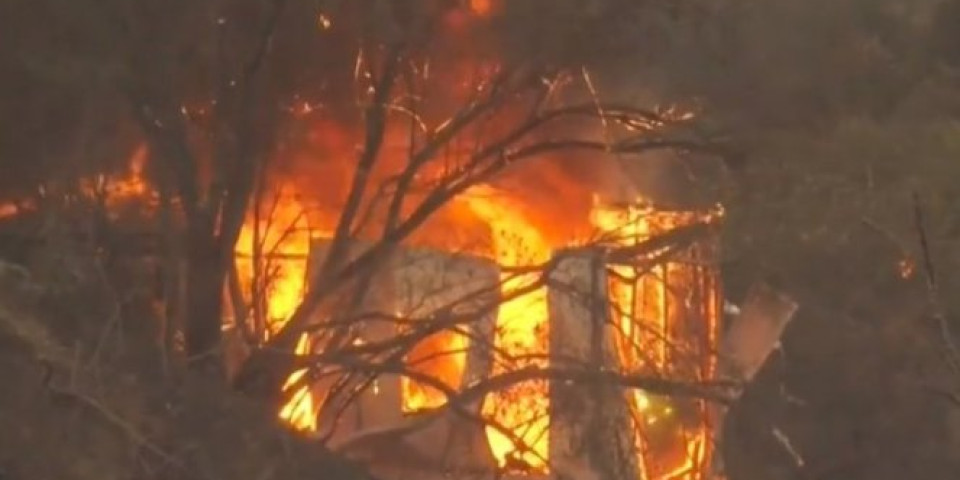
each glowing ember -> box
[0,143,152,221]
[77,144,154,211]
[463,185,551,471]
[104,145,150,200]
[317,12,332,30]
[0,202,18,219]
[898,257,915,279]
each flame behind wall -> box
[231,180,722,479]
[462,185,552,470]
[591,198,723,479]
[233,186,316,431]
[0,143,723,477]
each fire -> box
[0,114,723,477]
[234,187,312,334]
[234,187,316,430]
[233,180,558,447]
[0,144,154,221]
[103,145,150,201]
[228,181,723,474]
[81,144,155,211]
[590,196,722,480]
[401,326,469,412]
[277,333,318,431]
[591,197,672,371]
[462,185,551,471]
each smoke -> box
[261,0,728,247]
[0,0,719,241]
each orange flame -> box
[235,188,312,334]
[0,133,727,477]
[0,126,724,477]
[105,145,150,200]
[231,182,723,476]
[590,196,722,480]
[234,187,316,431]
[277,334,318,431]
[401,327,469,412]
[462,185,551,471]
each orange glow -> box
[277,333,318,431]
[0,202,18,219]
[1,145,152,221]
[591,197,670,370]
[401,327,469,412]
[470,0,493,16]
[73,144,156,211]
[660,433,708,480]
[234,187,316,430]
[463,185,551,471]
[590,196,722,480]
[105,145,150,200]
[317,12,332,30]
[235,187,312,335]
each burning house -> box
[0,2,744,480]
[226,183,725,480]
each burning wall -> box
[593,199,723,479]
[391,247,498,413]
[232,184,723,480]
[548,250,642,480]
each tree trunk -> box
[549,248,642,480]
[184,231,227,370]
